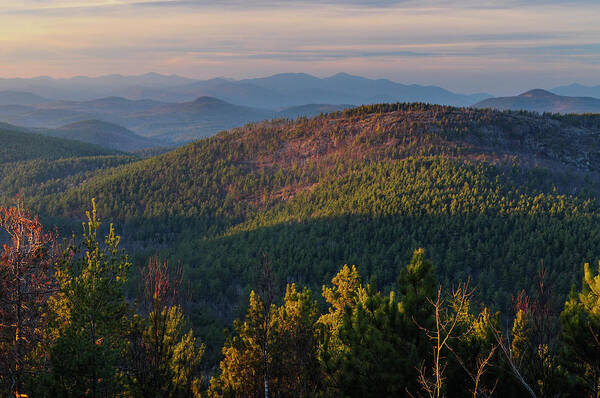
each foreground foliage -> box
[0,201,203,397]
[1,201,600,396]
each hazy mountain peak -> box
[59,119,128,131]
[192,96,229,105]
[551,83,600,99]
[519,89,557,98]
[50,118,162,152]
[474,90,600,113]
[326,72,362,80]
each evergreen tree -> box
[209,284,321,398]
[318,265,365,395]
[209,290,267,398]
[560,262,600,397]
[333,282,416,397]
[47,199,131,397]
[126,256,204,398]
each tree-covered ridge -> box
[0,126,114,164]
[33,104,600,224]
[8,104,600,364]
[0,155,136,203]
[176,157,600,340]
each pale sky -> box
[0,0,599,95]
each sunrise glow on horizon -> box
[1,0,599,95]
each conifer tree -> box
[47,199,131,397]
[209,290,268,398]
[209,284,321,398]
[126,256,204,398]
[318,265,365,395]
[333,282,415,397]
[560,262,600,397]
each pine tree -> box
[47,199,131,397]
[560,262,600,397]
[126,256,204,398]
[209,284,321,398]
[209,290,273,398]
[271,284,321,397]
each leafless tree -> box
[0,200,57,397]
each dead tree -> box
[0,200,56,397]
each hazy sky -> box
[0,0,599,95]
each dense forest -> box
[0,127,115,164]
[1,200,600,397]
[1,104,600,396]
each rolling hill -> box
[0,123,136,211]
[474,89,600,113]
[0,125,114,164]
[46,120,165,152]
[127,96,277,142]
[0,73,198,101]
[15,104,600,361]
[134,72,491,107]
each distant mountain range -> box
[0,91,49,106]
[2,73,599,147]
[0,95,353,145]
[551,83,600,99]
[0,72,491,107]
[473,89,600,114]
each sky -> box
[0,0,599,95]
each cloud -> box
[4,0,598,13]
[0,0,598,94]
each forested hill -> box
[0,125,114,164]
[20,104,600,358]
[46,120,163,152]
[38,104,600,223]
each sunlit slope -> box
[27,104,600,324]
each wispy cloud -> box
[0,0,598,94]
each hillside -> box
[0,104,95,128]
[18,104,600,359]
[474,89,600,113]
[130,96,276,142]
[47,120,164,152]
[37,96,165,117]
[0,126,114,164]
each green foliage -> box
[4,103,600,375]
[0,155,135,204]
[126,306,204,398]
[210,285,322,398]
[560,262,600,396]
[0,127,113,164]
[334,284,418,397]
[318,250,437,397]
[46,199,131,397]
